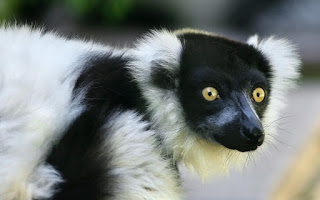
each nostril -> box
[242,127,264,145]
[257,134,264,146]
[252,131,259,138]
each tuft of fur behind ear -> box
[247,34,259,48]
[256,36,301,90]
[248,36,301,150]
[129,29,182,85]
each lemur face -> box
[133,28,300,158]
[178,33,272,152]
[132,28,300,177]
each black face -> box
[177,33,272,152]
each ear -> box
[129,29,182,89]
[150,65,177,89]
[247,35,301,91]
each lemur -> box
[0,26,300,200]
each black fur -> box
[150,64,177,89]
[47,54,147,200]
[74,54,145,110]
[47,107,114,200]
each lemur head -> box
[130,29,300,178]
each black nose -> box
[242,126,264,146]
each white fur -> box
[247,34,259,48]
[0,25,122,200]
[130,29,182,82]
[247,35,301,151]
[28,164,63,199]
[101,111,182,200]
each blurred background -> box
[1,0,320,199]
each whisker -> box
[243,153,251,170]
[266,134,293,149]
[277,127,294,135]
[265,115,296,127]
[264,140,280,152]
[247,152,255,167]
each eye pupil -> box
[202,87,218,101]
[252,87,265,103]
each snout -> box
[242,126,264,146]
[237,124,265,152]
[213,123,265,152]
[211,95,265,152]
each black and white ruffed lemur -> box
[0,26,300,200]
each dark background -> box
[1,0,319,72]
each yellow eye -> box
[252,87,265,103]
[202,87,219,101]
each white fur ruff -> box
[101,111,182,200]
